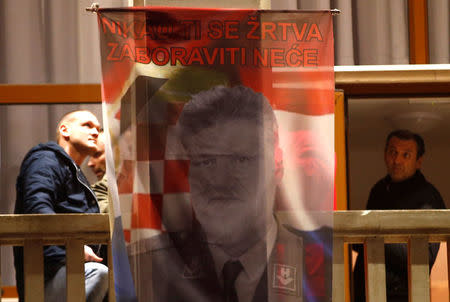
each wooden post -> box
[335,90,348,211]
[408,0,429,64]
[66,239,85,302]
[0,248,2,301]
[447,238,450,302]
[365,237,387,302]
[108,243,115,301]
[334,91,351,302]
[24,240,44,302]
[332,237,345,302]
[408,237,430,302]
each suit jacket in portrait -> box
[128,223,306,302]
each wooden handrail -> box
[1,211,449,301]
[0,214,112,302]
[0,214,110,245]
[333,210,450,302]
[334,209,450,242]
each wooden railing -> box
[0,214,112,302]
[1,211,449,302]
[333,210,450,302]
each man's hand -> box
[84,245,103,262]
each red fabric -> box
[131,194,163,229]
[305,243,325,296]
[98,8,335,245]
[164,160,190,193]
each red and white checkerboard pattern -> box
[114,89,195,244]
[111,66,336,245]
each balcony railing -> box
[333,209,450,302]
[0,214,112,302]
[1,210,449,302]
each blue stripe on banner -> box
[112,216,138,302]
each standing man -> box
[353,129,446,302]
[14,110,109,302]
[88,131,109,213]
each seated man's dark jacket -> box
[13,141,99,300]
[353,170,446,301]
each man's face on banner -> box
[187,118,276,256]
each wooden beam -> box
[140,0,269,8]
[1,286,18,298]
[0,67,449,104]
[0,84,101,104]
[335,65,450,96]
[408,0,429,64]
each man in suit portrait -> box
[129,85,305,302]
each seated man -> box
[88,131,109,213]
[14,110,109,302]
[353,129,446,302]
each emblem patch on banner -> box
[273,264,297,292]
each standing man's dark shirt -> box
[366,170,444,211]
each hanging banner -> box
[97,7,334,302]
